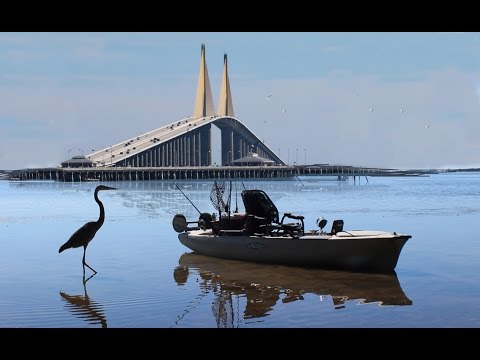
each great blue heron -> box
[59,185,116,274]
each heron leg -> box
[82,246,97,274]
[83,272,95,286]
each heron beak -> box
[105,186,117,190]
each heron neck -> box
[94,190,105,227]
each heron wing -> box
[63,221,99,249]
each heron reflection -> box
[60,273,107,328]
[173,253,412,327]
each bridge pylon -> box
[217,53,234,117]
[193,44,215,119]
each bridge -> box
[86,45,283,169]
[6,45,438,182]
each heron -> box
[59,185,117,274]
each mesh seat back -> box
[241,190,279,224]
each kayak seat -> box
[241,190,304,237]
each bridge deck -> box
[88,115,215,166]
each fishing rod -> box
[234,181,238,213]
[228,180,232,219]
[174,183,216,231]
[174,183,202,215]
[296,175,305,187]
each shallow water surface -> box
[1,173,479,327]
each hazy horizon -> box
[1,32,480,170]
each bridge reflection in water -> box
[173,253,412,327]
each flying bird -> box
[265,95,272,100]
[400,109,404,113]
[369,108,374,112]
[282,108,287,113]
[59,185,117,274]
[425,125,430,129]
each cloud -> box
[0,79,195,169]
[0,33,40,46]
[0,33,131,68]
[234,68,480,168]
[476,80,480,103]
[320,45,344,54]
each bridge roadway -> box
[87,115,265,167]
[89,115,203,166]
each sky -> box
[1,32,480,170]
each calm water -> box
[1,173,479,328]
